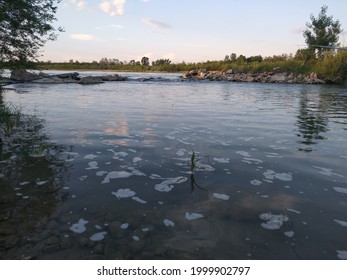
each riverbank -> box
[181,68,328,84]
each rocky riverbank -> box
[181,68,327,84]
[1,69,127,85]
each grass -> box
[0,101,22,136]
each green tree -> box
[303,5,342,58]
[0,0,63,68]
[141,56,149,66]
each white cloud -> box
[69,33,95,41]
[69,0,85,9]
[111,24,124,29]
[140,0,150,3]
[142,18,172,29]
[100,0,125,16]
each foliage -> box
[141,56,149,66]
[303,5,342,58]
[312,50,347,83]
[0,0,63,69]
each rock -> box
[56,72,80,80]
[100,74,127,81]
[79,76,103,85]
[31,77,64,84]
[10,69,40,81]
[225,69,233,74]
[269,73,287,83]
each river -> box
[0,71,346,259]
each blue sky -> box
[42,0,347,63]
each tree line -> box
[0,2,346,83]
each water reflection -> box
[296,87,347,152]
[0,90,71,259]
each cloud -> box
[69,33,95,41]
[142,18,172,29]
[100,0,125,16]
[140,0,150,2]
[69,0,85,9]
[111,24,124,29]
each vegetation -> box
[303,5,342,58]
[0,0,63,69]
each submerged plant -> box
[190,150,196,172]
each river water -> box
[1,71,346,259]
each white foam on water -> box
[70,219,89,233]
[112,188,136,198]
[250,179,262,186]
[132,235,140,241]
[337,250,347,260]
[127,167,146,176]
[259,213,289,230]
[212,193,230,201]
[213,158,230,163]
[333,187,347,194]
[236,151,251,157]
[313,166,344,178]
[242,158,263,165]
[132,157,142,164]
[19,181,30,186]
[95,225,102,230]
[185,212,204,221]
[263,170,292,182]
[86,161,99,170]
[132,196,147,204]
[120,223,129,229]
[36,180,48,186]
[90,231,107,241]
[149,174,162,179]
[163,219,175,227]
[154,177,187,192]
[102,171,133,184]
[176,149,186,156]
[128,149,137,153]
[284,231,295,238]
[96,171,108,177]
[78,175,88,181]
[287,208,301,214]
[195,162,215,172]
[84,154,98,160]
[266,153,283,158]
[334,219,347,227]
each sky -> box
[41,0,347,63]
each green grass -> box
[0,101,22,136]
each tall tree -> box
[0,0,63,68]
[303,5,342,58]
[141,56,149,66]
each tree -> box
[152,58,171,66]
[0,0,63,68]
[303,5,342,58]
[141,56,149,66]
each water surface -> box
[1,72,346,259]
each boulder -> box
[225,69,233,74]
[79,76,103,85]
[56,72,80,80]
[99,74,127,81]
[269,73,287,83]
[10,69,40,81]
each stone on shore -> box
[182,69,327,85]
[10,69,41,81]
[79,76,104,85]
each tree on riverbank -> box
[0,0,63,69]
[303,5,342,58]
